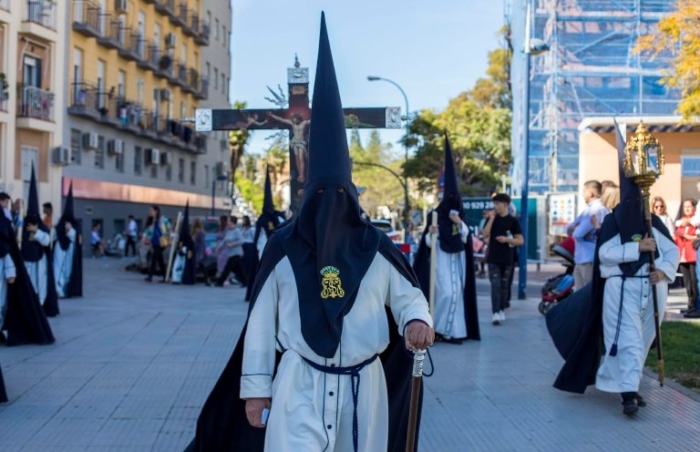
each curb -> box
[643,368,700,403]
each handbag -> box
[692,238,700,251]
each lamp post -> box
[211,174,229,216]
[367,75,411,229]
[518,0,550,300]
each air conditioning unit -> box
[114,0,128,13]
[82,132,98,150]
[52,147,71,166]
[160,89,170,101]
[165,33,176,48]
[160,151,170,166]
[107,139,124,155]
[146,148,160,165]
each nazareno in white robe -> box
[240,253,432,452]
[23,229,50,306]
[423,220,469,340]
[0,253,16,331]
[595,226,679,394]
[53,228,76,298]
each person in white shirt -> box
[124,215,138,257]
[567,180,610,290]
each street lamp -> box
[367,75,411,229]
[211,174,229,216]
[518,0,550,299]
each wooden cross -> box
[194,56,401,214]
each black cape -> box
[53,231,83,298]
[1,216,55,347]
[413,212,481,341]
[546,214,670,393]
[245,217,288,302]
[0,363,7,403]
[22,235,59,317]
[185,232,423,452]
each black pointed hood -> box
[279,12,383,358]
[22,164,47,261]
[181,201,191,238]
[179,201,197,285]
[436,134,466,253]
[56,181,77,251]
[254,166,285,243]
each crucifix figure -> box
[195,55,402,215]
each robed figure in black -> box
[53,183,83,298]
[413,136,480,343]
[22,166,59,317]
[175,202,197,285]
[244,166,286,301]
[0,193,54,347]
[184,13,434,452]
[546,123,677,412]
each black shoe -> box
[144,276,152,282]
[621,394,639,416]
[680,308,694,314]
[635,393,647,408]
[684,309,700,318]
[0,332,6,344]
[442,337,463,345]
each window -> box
[204,164,209,188]
[95,135,105,169]
[70,129,82,164]
[206,62,210,80]
[115,146,125,173]
[227,77,230,98]
[178,158,185,183]
[207,11,212,29]
[118,70,126,99]
[190,161,196,185]
[165,163,172,181]
[150,164,158,179]
[214,68,218,89]
[154,23,161,51]
[138,11,146,56]
[681,156,700,177]
[134,146,142,175]
[97,59,106,108]
[22,55,42,88]
[215,19,219,40]
[221,73,225,93]
[180,101,186,119]
[136,79,144,104]
[223,26,227,47]
[181,44,187,64]
[73,48,83,86]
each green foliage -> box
[350,130,404,218]
[235,176,264,214]
[645,321,700,392]
[228,101,250,185]
[404,31,513,197]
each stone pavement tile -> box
[19,417,104,448]
[151,419,195,451]
[89,419,165,448]
[110,394,177,420]
[53,393,124,419]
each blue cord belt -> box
[302,354,380,452]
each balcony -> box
[183,11,198,37]
[0,0,10,11]
[194,21,210,46]
[143,0,155,3]
[118,31,143,62]
[96,16,122,50]
[184,68,199,94]
[137,43,159,72]
[22,0,58,39]
[67,82,100,120]
[171,2,188,27]
[174,62,188,88]
[17,85,54,121]
[73,1,100,38]
[154,0,175,17]
[194,77,208,100]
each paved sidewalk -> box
[0,258,697,451]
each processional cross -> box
[194,56,402,214]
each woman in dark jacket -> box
[192,218,211,286]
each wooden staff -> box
[405,349,426,452]
[429,211,438,317]
[164,212,182,283]
[642,195,664,386]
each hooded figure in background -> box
[53,182,82,298]
[244,166,286,301]
[413,135,480,343]
[22,166,59,316]
[185,13,434,452]
[172,202,197,285]
[0,192,54,346]
[547,122,678,416]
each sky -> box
[230,0,506,157]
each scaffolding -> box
[508,0,680,195]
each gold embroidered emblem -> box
[268,221,274,231]
[632,234,643,242]
[320,266,345,299]
[452,223,459,236]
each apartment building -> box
[63,0,230,250]
[0,0,68,212]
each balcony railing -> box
[96,16,122,50]
[0,0,10,11]
[18,85,54,121]
[137,44,160,72]
[194,21,210,46]
[183,11,198,37]
[154,0,174,17]
[73,1,101,38]
[195,77,208,100]
[177,3,189,28]
[25,0,58,30]
[69,82,99,112]
[175,62,188,86]
[185,68,199,94]
[117,31,142,61]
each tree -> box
[228,101,251,185]
[264,141,288,208]
[635,1,700,119]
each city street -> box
[0,258,698,451]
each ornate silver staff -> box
[405,349,426,452]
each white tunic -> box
[595,227,679,393]
[423,221,469,340]
[24,229,50,306]
[54,228,76,298]
[0,253,16,331]
[241,253,432,452]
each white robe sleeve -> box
[33,229,51,246]
[240,269,279,400]
[653,227,680,282]
[385,261,433,334]
[67,228,77,242]
[459,221,469,244]
[3,255,15,280]
[598,234,641,265]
